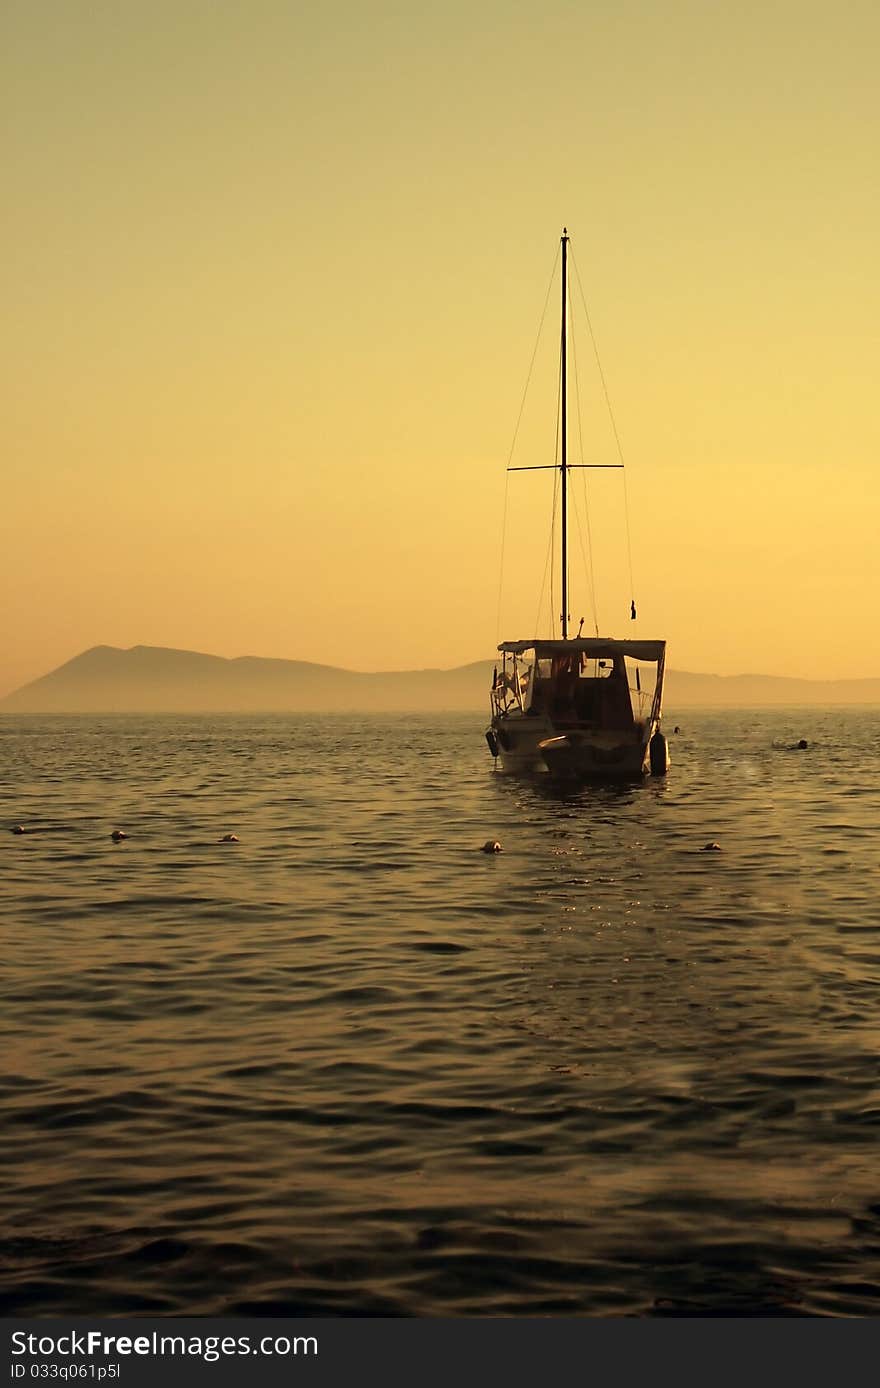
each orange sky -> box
[3,0,878,697]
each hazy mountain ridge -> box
[2,645,880,712]
[0,646,495,713]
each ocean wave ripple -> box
[1,709,879,1316]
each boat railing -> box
[491,658,526,716]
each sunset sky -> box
[3,0,878,697]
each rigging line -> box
[569,479,600,639]
[497,242,560,642]
[504,243,561,474]
[567,276,600,636]
[549,347,563,637]
[536,346,563,639]
[570,247,637,613]
[533,468,558,640]
[494,468,511,646]
[549,463,560,637]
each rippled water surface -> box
[2,709,879,1316]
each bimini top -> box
[498,637,666,661]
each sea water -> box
[1,708,879,1316]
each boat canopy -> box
[498,638,666,662]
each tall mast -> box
[560,227,569,639]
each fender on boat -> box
[485,729,499,758]
[649,731,669,776]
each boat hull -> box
[487,712,555,773]
[538,729,662,780]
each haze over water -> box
[2,708,879,1316]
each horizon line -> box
[3,640,880,706]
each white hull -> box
[538,728,658,779]
[489,712,555,772]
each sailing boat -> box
[486,229,669,779]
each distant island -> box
[2,645,880,713]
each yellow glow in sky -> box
[3,0,879,695]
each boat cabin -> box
[492,638,665,732]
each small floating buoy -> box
[673,725,681,734]
[481,840,502,854]
[797,739,808,750]
[702,841,721,851]
[11,825,25,835]
[110,829,128,842]
[219,834,239,843]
